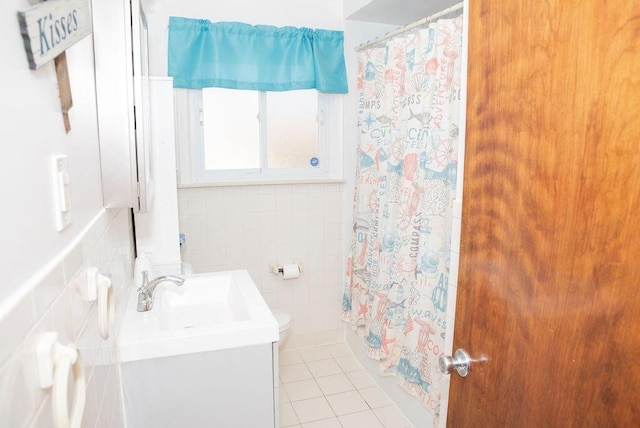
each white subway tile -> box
[290,183,310,194]
[259,210,278,230]
[63,242,85,283]
[324,207,342,224]
[309,225,325,242]
[49,281,89,344]
[26,394,52,428]
[278,290,294,307]
[292,319,314,335]
[259,273,278,294]
[188,215,208,235]
[308,287,324,302]
[205,211,226,231]
[308,209,325,226]
[323,223,342,241]
[307,193,326,210]
[262,292,278,308]
[293,287,310,305]
[276,245,294,263]
[185,195,207,216]
[81,371,101,427]
[0,296,36,368]
[205,191,225,212]
[276,192,293,212]
[291,304,311,321]
[224,210,244,230]
[0,350,41,427]
[258,193,277,212]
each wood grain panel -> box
[448,0,640,426]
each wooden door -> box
[448,1,640,426]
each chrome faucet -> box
[137,270,185,312]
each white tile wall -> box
[178,183,346,341]
[0,208,134,427]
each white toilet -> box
[272,310,291,347]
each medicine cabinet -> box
[92,0,153,213]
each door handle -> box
[439,348,472,377]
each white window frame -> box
[174,88,343,186]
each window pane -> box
[266,90,318,168]
[202,88,259,170]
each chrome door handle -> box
[439,348,472,377]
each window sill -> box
[177,177,345,188]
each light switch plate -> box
[52,155,71,231]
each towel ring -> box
[52,346,86,428]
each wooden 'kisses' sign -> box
[17,0,92,132]
[18,0,91,70]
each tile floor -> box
[279,343,414,428]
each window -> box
[201,88,261,170]
[175,88,341,184]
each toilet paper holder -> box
[269,261,304,275]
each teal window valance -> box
[168,17,348,94]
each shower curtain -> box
[343,15,463,418]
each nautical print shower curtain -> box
[343,15,463,421]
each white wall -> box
[0,1,133,425]
[344,0,374,18]
[0,2,104,308]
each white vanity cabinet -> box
[120,343,277,428]
[92,0,152,213]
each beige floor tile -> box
[298,347,333,362]
[345,370,377,389]
[325,390,369,416]
[373,405,414,428]
[280,350,304,366]
[324,343,349,358]
[306,359,343,377]
[335,355,362,372]
[315,373,355,395]
[280,387,291,404]
[284,379,324,402]
[281,363,313,383]
[338,410,384,428]
[280,402,299,427]
[291,397,336,423]
[301,417,342,428]
[359,386,393,408]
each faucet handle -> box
[137,270,150,292]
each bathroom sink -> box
[158,273,251,331]
[118,270,278,362]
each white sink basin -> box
[158,273,250,331]
[118,270,278,362]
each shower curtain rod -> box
[355,1,464,52]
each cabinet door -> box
[93,0,153,213]
[131,0,153,213]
